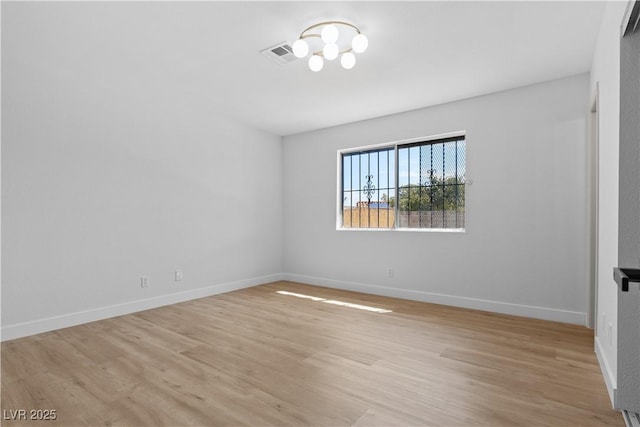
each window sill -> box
[336,227,465,233]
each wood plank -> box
[1,281,624,426]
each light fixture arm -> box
[298,21,361,39]
[298,21,361,57]
[309,44,353,58]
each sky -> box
[342,141,466,207]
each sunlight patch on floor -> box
[276,290,392,313]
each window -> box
[339,135,466,230]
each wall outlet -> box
[175,270,183,282]
[388,268,394,278]
[140,276,149,288]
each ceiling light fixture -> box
[292,21,368,72]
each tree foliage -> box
[398,176,465,211]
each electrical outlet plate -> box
[175,270,183,282]
[141,276,149,288]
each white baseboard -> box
[1,272,587,341]
[1,273,284,342]
[595,335,618,407]
[282,273,587,325]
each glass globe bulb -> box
[352,33,368,53]
[292,39,309,58]
[323,43,339,61]
[321,24,339,44]
[308,54,324,72]
[340,52,356,69]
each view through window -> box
[340,135,466,229]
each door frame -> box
[587,84,600,329]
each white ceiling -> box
[4,1,606,136]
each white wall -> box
[1,5,283,339]
[590,0,629,404]
[0,1,4,341]
[283,74,589,325]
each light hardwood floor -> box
[1,281,623,426]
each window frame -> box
[336,132,466,232]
